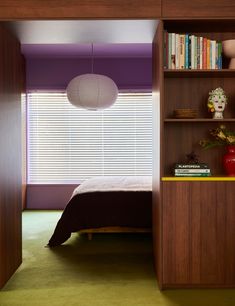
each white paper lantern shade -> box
[66,73,118,110]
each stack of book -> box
[174,163,211,177]
[164,31,222,70]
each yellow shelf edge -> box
[162,177,235,181]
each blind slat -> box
[28,92,153,183]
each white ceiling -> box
[8,20,159,44]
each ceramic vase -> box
[222,39,235,69]
[223,145,235,176]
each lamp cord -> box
[91,43,94,74]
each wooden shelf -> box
[164,118,235,122]
[162,176,235,181]
[164,69,235,78]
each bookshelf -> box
[163,20,235,177]
[156,19,235,289]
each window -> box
[27,92,152,183]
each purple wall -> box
[26,57,152,91]
[27,184,78,209]
[25,55,152,209]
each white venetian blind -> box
[27,92,152,183]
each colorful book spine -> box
[194,36,198,69]
[164,31,168,69]
[218,42,222,69]
[211,40,216,69]
[199,37,203,69]
[179,34,185,69]
[197,36,200,69]
[175,34,180,69]
[191,35,195,69]
[188,35,192,69]
[207,39,211,69]
[171,33,176,69]
[203,37,207,69]
[185,34,189,69]
[216,42,219,69]
[168,33,172,69]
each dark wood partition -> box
[152,21,163,288]
[162,0,235,18]
[0,24,24,288]
[0,0,161,19]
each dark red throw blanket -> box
[48,191,152,246]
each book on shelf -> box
[174,173,211,177]
[175,163,209,169]
[175,169,211,174]
[164,31,222,70]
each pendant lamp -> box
[66,44,118,110]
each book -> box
[175,169,211,174]
[207,39,210,69]
[194,36,199,69]
[211,40,216,69]
[218,42,222,69]
[185,34,189,69]
[175,33,180,69]
[164,31,168,69]
[203,37,207,69]
[171,33,176,69]
[191,35,195,69]
[175,163,209,169]
[168,33,172,69]
[174,173,211,177]
[197,36,200,69]
[199,37,203,69]
[188,35,192,69]
[179,34,185,69]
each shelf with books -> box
[164,32,223,70]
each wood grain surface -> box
[162,0,235,18]
[0,0,161,19]
[152,20,163,288]
[0,24,24,288]
[162,181,235,287]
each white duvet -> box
[72,176,152,198]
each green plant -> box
[199,125,235,149]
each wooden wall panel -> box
[0,24,24,288]
[0,0,161,19]
[162,181,235,288]
[162,0,235,18]
[152,21,163,288]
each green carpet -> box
[1,211,235,306]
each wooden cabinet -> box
[162,0,235,18]
[162,181,235,287]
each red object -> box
[223,145,235,176]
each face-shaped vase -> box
[211,94,226,113]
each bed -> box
[48,176,152,246]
